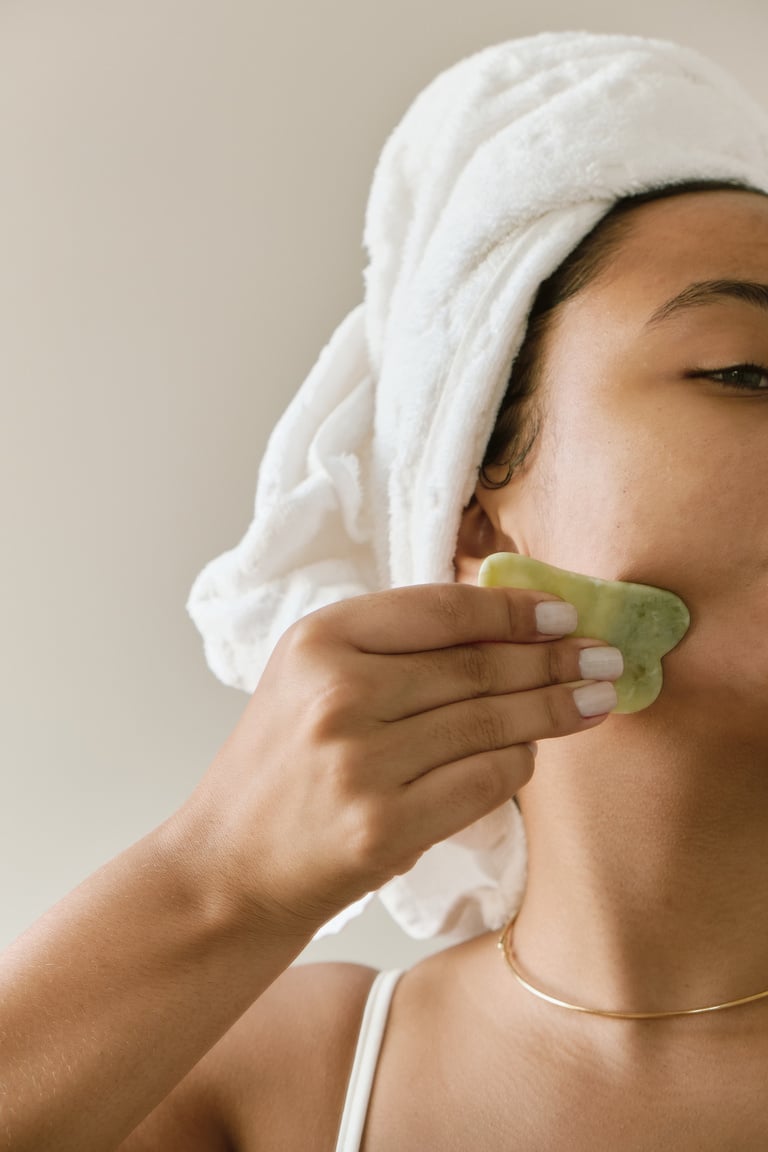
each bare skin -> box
[223,186,768,1150]
[0,581,612,1150]
[361,187,768,1149]
[5,188,768,1150]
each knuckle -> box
[464,756,512,811]
[398,650,432,695]
[281,612,326,661]
[322,736,364,793]
[472,701,508,749]
[460,645,493,696]
[427,710,459,753]
[541,685,566,732]
[305,677,359,741]
[434,585,468,633]
[337,794,425,891]
[343,800,397,878]
[544,640,569,685]
[499,589,523,637]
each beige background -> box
[1,0,766,968]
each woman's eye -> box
[705,363,768,391]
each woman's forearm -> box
[0,806,316,1152]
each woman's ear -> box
[453,488,517,584]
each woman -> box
[4,32,768,1151]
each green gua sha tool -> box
[477,553,691,715]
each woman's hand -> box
[184,583,622,935]
[0,582,622,1152]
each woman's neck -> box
[511,708,768,1023]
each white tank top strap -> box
[334,968,405,1152]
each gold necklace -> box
[497,913,768,1019]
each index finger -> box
[317,583,577,655]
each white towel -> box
[186,31,768,944]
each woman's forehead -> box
[606,190,768,276]
[565,190,768,325]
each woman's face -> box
[466,189,768,737]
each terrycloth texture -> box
[186,31,768,944]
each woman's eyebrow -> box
[644,279,768,329]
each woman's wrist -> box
[155,785,325,949]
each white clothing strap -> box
[334,969,405,1152]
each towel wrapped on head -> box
[186,31,768,943]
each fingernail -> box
[573,681,618,718]
[526,741,539,756]
[578,646,623,680]
[535,601,578,634]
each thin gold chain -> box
[497,914,768,1019]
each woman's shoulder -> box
[212,934,495,1151]
[120,959,383,1151]
[125,939,484,1151]
[210,959,384,1150]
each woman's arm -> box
[0,806,317,1152]
[0,582,609,1150]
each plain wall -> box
[2,0,767,969]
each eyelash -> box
[697,362,768,391]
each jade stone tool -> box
[477,553,691,715]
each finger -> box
[370,637,623,721]
[379,678,615,784]
[392,742,536,853]
[310,583,576,655]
